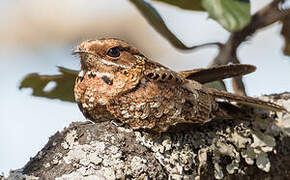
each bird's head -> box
[73,38,145,72]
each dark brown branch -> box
[211,0,290,66]
[207,0,290,95]
[185,42,223,50]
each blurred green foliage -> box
[19,67,77,102]
[130,0,250,49]
[202,0,250,32]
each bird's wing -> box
[144,59,187,84]
[144,69,186,84]
[179,64,256,84]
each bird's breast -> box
[106,78,190,131]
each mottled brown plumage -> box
[73,38,285,133]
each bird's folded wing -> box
[179,64,256,84]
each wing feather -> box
[179,64,256,84]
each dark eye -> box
[107,47,120,57]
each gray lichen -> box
[134,114,279,179]
[8,93,290,179]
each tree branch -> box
[7,93,290,179]
[207,0,290,95]
[211,0,290,66]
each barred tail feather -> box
[207,88,286,112]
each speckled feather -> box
[73,38,285,133]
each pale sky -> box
[0,0,289,176]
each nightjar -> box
[73,38,285,133]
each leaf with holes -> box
[19,67,78,102]
[153,0,205,11]
[202,0,251,32]
[281,18,290,56]
[129,0,191,49]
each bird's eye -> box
[107,47,120,57]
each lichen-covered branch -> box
[6,93,290,179]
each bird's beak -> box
[72,48,87,55]
[72,48,97,57]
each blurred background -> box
[0,0,289,176]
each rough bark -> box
[7,93,290,180]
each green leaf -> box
[202,0,251,32]
[153,0,205,11]
[19,67,78,102]
[281,18,290,56]
[129,0,192,49]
